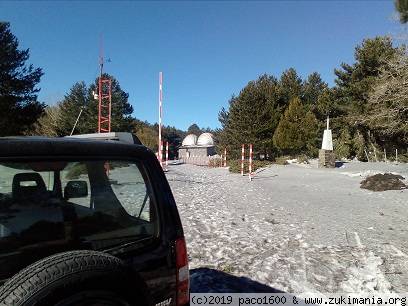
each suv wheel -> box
[0,250,140,306]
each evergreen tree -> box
[219,74,281,158]
[332,36,401,152]
[278,68,303,108]
[334,36,398,115]
[87,74,133,133]
[365,52,408,146]
[33,75,134,136]
[31,105,62,137]
[58,81,89,135]
[334,129,352,159]
[0,22,44,136]
[273,97,318,155]
[303,110,319,156]
[352,131,367,161]
[395,0,408,23]
[218,105,230,129]
[302,72,328,107]
[135,125,158,151]
[187,123,201,136]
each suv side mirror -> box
[64,180,88,199]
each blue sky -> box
[0,1,402,130]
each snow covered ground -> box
[165,162,408,293]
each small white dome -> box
[182,134,198,146]
[197,133,214,146]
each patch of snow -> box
[166,162,408,293]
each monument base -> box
[319,149,335,168]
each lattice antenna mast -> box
[97,36,112,133]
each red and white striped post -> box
[241,144,245,176]
[224,148,227,167]
[165,141,169,167]
[160,140,164,166]
[158,72,163,167]
[249,144,253,181]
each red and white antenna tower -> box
[97,37,112,133]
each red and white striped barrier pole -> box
[241,144,245,176]
[160,140,163,167]
[224,148,227,167]
[158,72,163,167]
[249,144,253,181]
[165,141,169,167]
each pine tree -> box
[395,0,408,23]
[332,36,402,154]
[219,74,281,158]
[303,111,319,156]
[58,82,89,135]
[334,129,352,159]
[0,22,44,136]
[87,74,133,133]
[365,52,408,146]
[352,132,366,161]
[278,68,303,108]
[33,75,134,136]
[135,125,158,151]
[334,36,398,115]
[302,72,328,107]
[31,105,62,137]
[187,124,201,136]
[273,97,318,155]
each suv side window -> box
[62,161,158,249]
[0,160,159,280]
[108,162,153,222]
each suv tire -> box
[0,250,140,306]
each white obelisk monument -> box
[319,116,335,168]
[321,116,333,151]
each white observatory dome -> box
[197,133,214,146]
[182,134,198,146]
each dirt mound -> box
[360,173,407,191]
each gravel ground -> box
[165,162,408,293]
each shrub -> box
[208,157,223,168]
[273,156,290,165]
[227,159,272,173]
[297,154,309,164]
[399,153,408,163]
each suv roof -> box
[0,137,151,159]
[67,132,142,145]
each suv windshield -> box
[0,160,158,280]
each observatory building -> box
[178,133,216,165]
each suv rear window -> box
[0,160,158,280]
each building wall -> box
[178,146,216,165]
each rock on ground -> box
[360,173,406,192]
